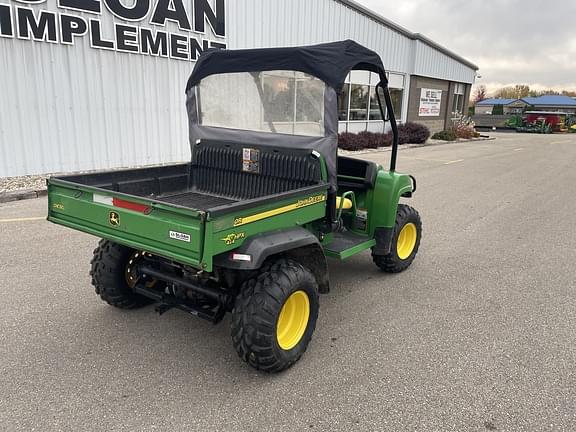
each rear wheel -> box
[372,204,422,273]
[90,240,155,309]
[231,259,319,373]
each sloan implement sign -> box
[0,0,226,61]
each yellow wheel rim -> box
[397,222,417,260]
[276,290,310,350]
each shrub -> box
[398,122,430,144]
[337,122,430,151]
[337,124,431,151]
[338,131,391,150]
[357,131,380,149]
[338,132,363,151]
[452,115,477,139]
[381,132,393,147]
[431,130,457,141]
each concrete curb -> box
[340,136,495,156]
[406,136,496,150]
[0,189,47,204]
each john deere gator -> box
[47,40,422,372]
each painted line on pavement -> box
[402,155,465,165]
[443,159,464,165]
[0,217,45,223]
[549,140,572,145]
[514,148,524,151]
[403,156,453,163]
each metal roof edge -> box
[335,0,479,71]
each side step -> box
[324,231,376,260]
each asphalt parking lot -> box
[1,132,576,431]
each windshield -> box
[197,71,326,137]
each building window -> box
[338,83,350,121]
[387,73,405,119]
[349,84,369,120]
[369,86,383,120]
[389,88,403,119]
[338,71,405,130]
[452,83,465,115]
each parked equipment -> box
[509,111,573,134]
[516,118,553,134]
[47,40,422,372]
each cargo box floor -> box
[155,191,237,210]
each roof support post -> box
[377,81,398,172]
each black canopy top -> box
[186,40,388,92]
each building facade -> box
[0,0,477,177]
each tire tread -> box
[231,259,319,373]
[90,239,153,309]
[373,204,422,273]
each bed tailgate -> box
[47,180,205,267]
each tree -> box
[494,85,575,99]
[494,84,530,99]
[494,87,514,99]
[514,85,530,98]
[529,89,561,97]
[472,85,487,104]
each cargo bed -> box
[54,163,244,213]
[48,142,329,270]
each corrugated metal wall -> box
[413,40,476,83]
[227,0,414,74]
[0,0,476,177]
[0,0,211,177]
[227,0,477,83]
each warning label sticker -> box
[169,231,191,243]
[242,148,260,174]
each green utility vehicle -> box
[48,40,422,372]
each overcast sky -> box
[356,0,576,95]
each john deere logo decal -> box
[221,232,246,245]
[109,211,120,226]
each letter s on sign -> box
[57,0,101,14]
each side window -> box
[452,83,465,115]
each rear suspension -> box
[132,255,234,324]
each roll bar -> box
[376,81,399,172]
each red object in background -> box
[525,112,564,131]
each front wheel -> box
[372,204,422,273]
[230,259,319,373]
